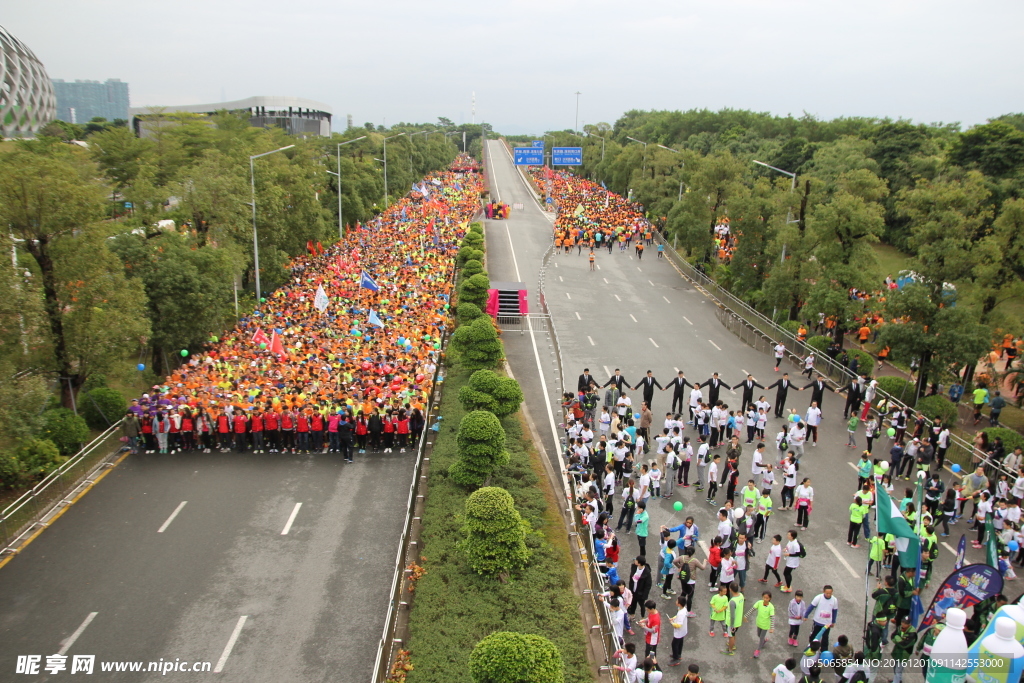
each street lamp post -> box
[325,135,367,240]
[249,144,295,300]
[753,160,799,322]
[626,136,649,173]
[658,144,686,201]
[574,91,582,133]
[382,132,406,207]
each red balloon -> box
[361,362,371,370]
[415,373,425,382]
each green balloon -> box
[260,342,267,349]
[887,427,896,437]
[180,349,189,357]
[433,341,440,349]
[673,501,683,512]
[260,297,267,303]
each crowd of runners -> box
[543,171,1024,682]
[119,156,483,462]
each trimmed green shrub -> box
[40,408,90,455]
[459,273,490,308]
[781,320,801,335]
[876,376,917,407]
[462,259,485,278]
[458,246,484,266]
[469,631,562,683]
[457,301,486,326]
[469,222,484,235]
[0,452,25,489]
[81,387,128,430]
[451,317,504,370]
[459,370,524,418]
[15,439,65,479]
[462,232,484,249]
[982,427,1024,454]
[916,395,958,426]
[449,411,509,487]
[846,349,874,377]
[461,487,531,576]
[807,335,831,353]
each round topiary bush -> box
[449,411,509,487]
[459,273,491,309]
[14,438,65,479]
[81,387,128,430]
[915,395,958,427]
[457,301,486,326]
[469,631,562,683]
[451,316,504,370]
[462,259,485,278]
[458,369,524,418]
[40,408,90,455]
[876,376,917,407]
[846,350,875,377]
[461,486,531,576]
[458,246,484,267]
[469,222,484,235]
[806,335,831,353]
[780,320,801,336]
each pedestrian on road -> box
[786,590,805,646]
[635,500,650,556]
[629,556,653,617]
[761,534,783,585]
[774,343,786,371]
[804,585,838,651]
[766,374,794,418]
[795,478,814,529]
[802,375,834,410]
[725,582,745,655]
[668,595,689,667]
[781,530,802,593]
[744,591,776,658]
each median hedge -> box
[405,366,590,683]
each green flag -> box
[985,514,998,568]
[876,486,921,567]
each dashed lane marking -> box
[649,338,660,348]
[709,340,722,351]
[683,316,693,325]
[575,311,581,320]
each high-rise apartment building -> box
[52,78,129,124]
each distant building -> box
[130,96,332,138]
[0,24,56,138]
[52,78,129,124]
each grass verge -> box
[404,362,590,683]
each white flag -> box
[314,284,329,312]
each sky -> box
[6,1,1023,136]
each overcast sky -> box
[6,1,1023,135]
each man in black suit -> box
[578,368,595,393]
[633,370,663,411]
[766,374,797,418]
[603,368,630,392]
[700,372,728,407]
[841,375,866,419]
[803,374,834,409]
[733,375,764,410]
[627,554,653,617]
[663,371,693,414]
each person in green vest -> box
[871,575,898,646]
[867,531,886,578]
[890,618,917,683]
[864,615,888,679]
[920,525,939,587]
[743,590,775,658]
[742,479,759,510]
[847,495,869,547]
[894,567,919,630]
[915,621,944,680]
[725,582,745,656]
[857,452,872,487]
[635,500,650,557]
[754,490,774,543]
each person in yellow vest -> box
[847,495,869,548]
[725,582,745,656]
[744,591,776,658]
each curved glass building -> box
[0,24,56,138]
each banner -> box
[954,534,966,570]
[918,564,1004,630]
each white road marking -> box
[281,503,303,535]
[588,336,596,346]
[847,462,859,471]
[629,255,634,260]
[629,314,637,323]
[603,277,609,284]
[58,612,98,655]
[674,367,680,372]
[554,261,558,268]
[596,264,601,270]
[825,541,861,578]
[575,311,581,320]
[604,366,612,377]
[698,540,710,557]
[559,275,564,282]
[614,294,621,301]
[741,369,749,375]
[942,542,958,556]
[663,296,671,304]
[648,279,654,286]
[157,501,188,533]
[709,340,722,351]
[637,266,642,272]
[682,316,693,325]
[649,338,660,348]
[214,616,248,673]
[566,292,572,300]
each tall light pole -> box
[574,91,582,134]
[249,144,295,301]
[753,160,798,223]
[658,144,686,201]
[325,135,366,240]
[382,132,406,207]
[626,136,649,174]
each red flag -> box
[426,218,435,234]
[269,331,286,360]
[306,240,315,254]
[316,241,324,255]
[252,328,270,347]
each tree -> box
[449,411,509,488]
[458,370,524,418]
[665,150,746,262]
[950,121,1024,179]
[460,487,531,577]
[459,273,490,310]
[89,126,156,190]
[40,408,90,455]
[0,363,50,443]
[451,317,504,370]
[0,144,150,407]
[469,631,562,683]
[971,198,1024,321]
[81,387,128,430]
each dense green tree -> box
[458,370,524,418]
[449,411,509,488]
[451,316,504,370]
[950,121,1024,178]
[971,198,1024,323]
[469,631,561,683]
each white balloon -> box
[734,508,745,520]
[880,461,890,471]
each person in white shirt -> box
[613,645,638,682]
[608,596,627,643]
[804,402,821,446]
[662,446,677,497]
[637,465,652,502]
[717,510,734,550]
[580,425,594,444]
[751,443,766,476]
[795,478,814,529]
[782,530,802,592]
[719,549,737,587]
[688,386,703,424]
[755,397,772,416]
[600,409,612,435]
[695,442,710,491]
[755,408,768,441]
[617,393,633,420]
[780,457,798,510]
[787,422,806,459]
[668,595,689,666]
[771,658,797,683]
[706,456,720,503]
[774,343,786,371]
[804,585,839,651]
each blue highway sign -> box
[514,147,545,166]
[552,147,583,165]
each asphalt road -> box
[484,139,985,682]
[0,447,414,682]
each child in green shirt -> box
[847,415,860,448]
[710,585,729,637]
[867,531,886,578]
[847,495,869,547]
[744,591,776,658]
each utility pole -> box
[574,91,582,133]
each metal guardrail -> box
[1,420,126,555]
[653,233,1014,482]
